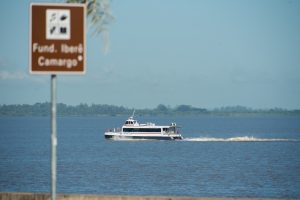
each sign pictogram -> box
[30,3,86,74]
[46,9,70,40]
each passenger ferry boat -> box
[104,114,183,140]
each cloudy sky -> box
[0,0,300,109]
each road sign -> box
[30,3,86,74]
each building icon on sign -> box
[46,9,70,40]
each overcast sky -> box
[0,0,300,109]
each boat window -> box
[123,128,161,132]
[163,128,169,132]
[169,127,176,133]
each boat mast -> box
[131,109,135,119]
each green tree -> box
[156,104,168,112]
[175,105,192,112]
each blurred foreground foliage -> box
[66,0,114,34]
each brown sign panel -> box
[30,3,86,74]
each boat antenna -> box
[131,109,135,118]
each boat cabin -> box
[124,117,138,126]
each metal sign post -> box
[30,3,86,200]
[51,74,57,200]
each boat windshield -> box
[163,127,176,133]
[125,120,137,125]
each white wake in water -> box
[183,136,300,142]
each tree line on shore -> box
[0,102,299,116]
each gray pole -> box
[51,74,57,200]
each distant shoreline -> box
[0,103,299,117]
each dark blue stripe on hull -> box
[131,136,181,140]
[105,135,114,139]
[105,135,182,140]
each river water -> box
[0,115,299,198]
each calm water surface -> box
[0,116,300,198]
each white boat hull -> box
[105,132,183,140]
